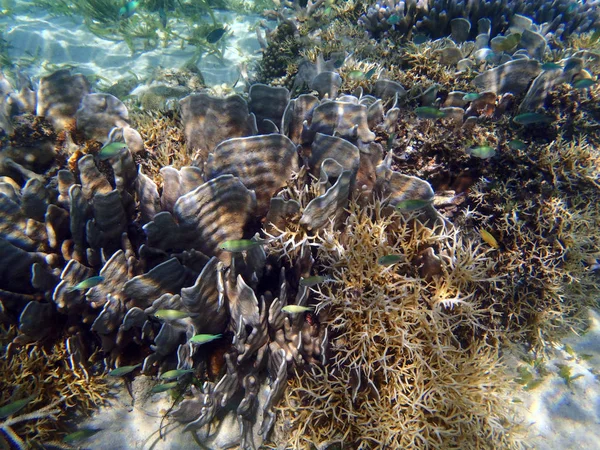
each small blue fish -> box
[299,276,330,287]
[63,428,102,443]
[108,363,141,377]
[365,67,377,80]
[467,145,496,159]
[0,394,36,419]
[67,276,104,292]
[388,14,400,25]
[513,112,554,126]
[118,1,139,18]
[462,93,480,102]
[160,369,195,380]
[415,107,446,120]
[412,34,428,45]
[282,305,313,314]
[98,142,127,161]
[396,199,431,211]
[206,27,226,44]
[150,382,178,394]
[377,255,403,266]
[541,62,561,71]
[189,334,222,345]
[508,139,526,150]
[572,79,596,89]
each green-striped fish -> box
[153,309,193,321]
[572,79,596,89]
[377,255,403,266]
[150,382,178,394]
[189,334,222,345]
[513,113,554,125]
[347,70,365,81]
[282,305,313,314]
[299,275,329,287]
[466,145,496,159]
[415,106,446,119]
[365,67,377,80]
[98,142,127,161]
[508,139,526,150]
[462,93,480,102]
[0,394,36,419]
[63,428,102,443]
[67,276,104,292]
[541,62,561,71]
[160,369,195,380]
[219,239,265,252]
[108,363,141,377]
[396,199,431,212]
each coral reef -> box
[270,201,521,448]
[0,0,599,444]
[0,326,108,448]
[358,0,600,41]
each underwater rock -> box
[509,14,533,34]
[124,257,187,305]
[181,257,228,335]
[473,59,541,95]
[265,197,301,233]
[248,84,290,134]
[205,134,299,216]
[134,168,160,225]
[180,93,258,167]
[434,45,463,66]
[36,69,90,131]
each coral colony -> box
[0,0,599,448]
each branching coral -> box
[270,200,521,449]
[464,136,600,349]
[0,326,108,448]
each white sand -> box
[1,4,269,87]
[511,308,600,449]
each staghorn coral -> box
[270,200,520,449]
[0,326,108,448]
[465,136,600,349]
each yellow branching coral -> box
[0,326,108,448]
[466,135,600,349]
[270,200,521,449]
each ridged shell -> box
[281,94,319,145]
[173,175,257,263]
[180,93,258,166]
[300,164,352,231]
[181,257,228,335]
[248,84,290,134]
[205,134,299,215]
[36,69,90,130]
[75,93,129,142]
[305,101,375,144]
